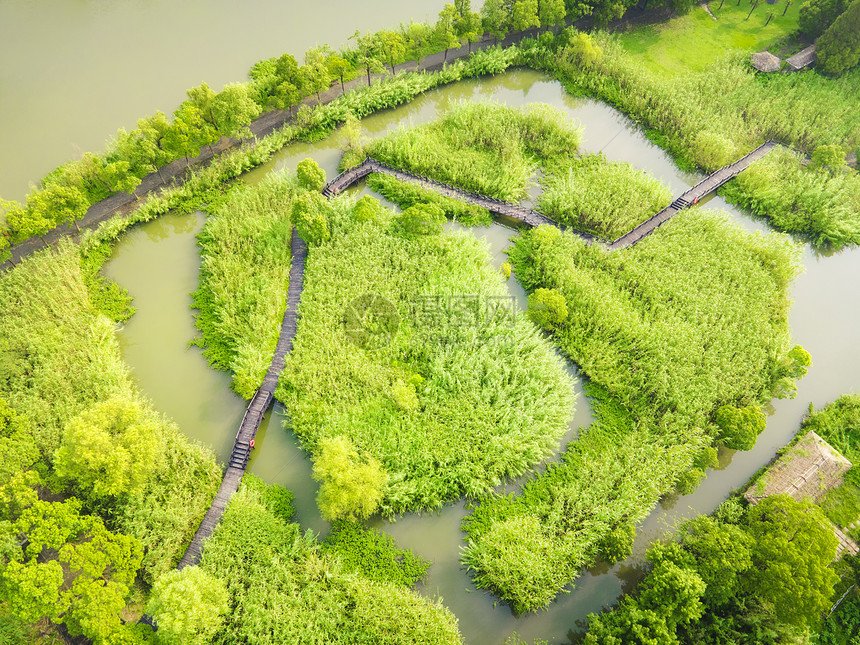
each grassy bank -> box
[617,0,802,76]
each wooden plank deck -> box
[323,142,777,250]
[176,228,308,570]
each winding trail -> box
[323,142,777,248]
[176,228,307,569]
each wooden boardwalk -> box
[608,141,777,249]
[323,158,569,230]
[177,228,308,569]
[324,142,777,249]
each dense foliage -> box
[200,481,463,644]
[276,195,574,515]
[539,153,673,239]
[366,101,582,202]
[585,496,840,643]
[191,171,295,399]
[322,521,430,587]
[801,395,860,533]
[0,243,221,640]
[816,0,860,76]
[522,30,860,247]
[463,210,804,611]
[367,173,492,226]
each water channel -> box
[103,69,860,644]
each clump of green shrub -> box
[539,153,672,240]
[322,521,430,587]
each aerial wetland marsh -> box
[1,0,860,644]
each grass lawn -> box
[617,0,801,75]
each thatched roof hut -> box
[745,431,858,558]
[745,431,851,506]
[786,44,816,71]
[751,51,781,73]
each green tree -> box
[291,192,330,245]
[325,50,352,93]
[639,555,706,629]
[312,436,388,521]
[565,30,603,68]
[679,515,753,606]
[96,157,142,198]
[743,494,839,627]
[211,83,261,140]
[185,82,229,149]
[146,567,228,645]
[136,111,174,182]
[53,397,164,499]
[715,404,766,451]
[2,198,51,245]
[812,144,848,173]
[539,0,567,28]
[527,287,569,330]
[393,203,446,238]
[375,30,407,73]
[351,31,387,86]
[454,0,484,51]
[510,0,541,32]
[435,5,463,61]
[296,158,327,192]
[598,523,635,564]
[354,195,384,224]
[302,47,334,104]
[0,472,143,643]
[798,0,847,37]
[816,0,860,75]
[165,103,215,168]
[481,0,510,43]
[27,183,89,233]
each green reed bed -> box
[366,101,582,203]
[462,209,805,612]
[191,171,295,399]
[275,196,574,516]
[201,479,463,645]
[539,153,673,239]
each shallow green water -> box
[103,70,860,644]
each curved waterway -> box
[104,69,860,644]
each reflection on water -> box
[104,70,860,645]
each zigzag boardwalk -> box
[324,142,778,249]
[177,228,307,569]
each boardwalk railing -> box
[324,142,777,249]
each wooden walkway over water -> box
[608,141,777,249]
[177,228,307,569]
[323,142,777,249]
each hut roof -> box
[751,50,781,73]
[786,44,816,71]
[745,431,852,506]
